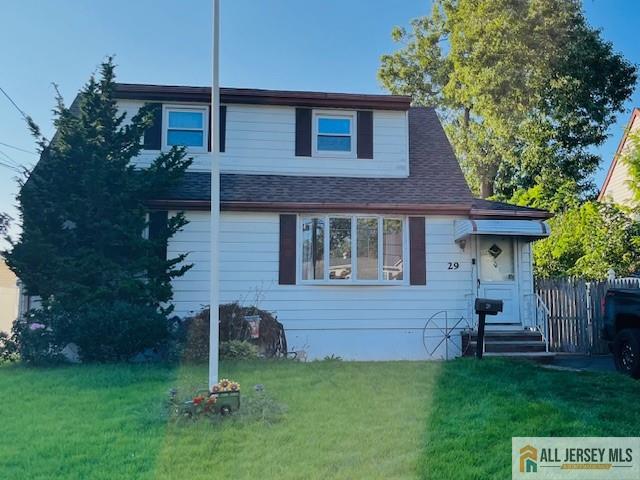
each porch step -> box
[462,329,550,360]
[467,331,543,343]
[485,324,527,332]
[466,340,546,353]
[483,352,556,364]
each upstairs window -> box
[300,215,404,283]
[314,113,354,155]
[164,106,208,151]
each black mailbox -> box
[475,298,503,316]
[474,298,504,360]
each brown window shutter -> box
[143,103,163,150]
[279,214,297,285]
[409,217,426,285]
[148,211,169,261]
[219,105,227,152]
[295,108,312,157]
[207,105,226,152]
[357,110,373,159]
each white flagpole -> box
[209,0,221,388]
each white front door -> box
[478,236,519,324]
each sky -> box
[1,0,639,242]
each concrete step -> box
[483,351,556,364]
[466,340,547,354]
[465,331,543,343]
[469,332,542,343]
[462,329,548,358]
[485,324,527,331]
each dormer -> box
[114,84,411,178]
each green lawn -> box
[1,358,639,479]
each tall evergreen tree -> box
[379,0,636,210]
[0,213,8,236]
[4,58,193,360]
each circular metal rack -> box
[422,310,473,359]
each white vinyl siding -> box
[601,114,640,207]
[120,100,409,177]
[168,211,480,360]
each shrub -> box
[14,300,169,363]
[12,309,66,364]
[220,340,259,359]
[0,331,18,363]
[170,303,287,363]
[68,301,169,362]
[169,309,210,363]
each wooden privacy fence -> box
[535,277,640,354]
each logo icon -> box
[520,445,538,473]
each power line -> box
[0,85,29,121]
[0,148,20,166]
[0,141,37,156]
[0,160,21,173]
[0,148,30,170]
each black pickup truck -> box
[601,288,640,378]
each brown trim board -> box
[114,84,411,111]
[146,199,551,219]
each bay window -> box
[300,215,405,283]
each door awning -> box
[454,219,550,242]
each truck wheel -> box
[613,329,640,379]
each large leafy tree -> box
[3,58,192,360]
[533,202,640,279]
[379,0,636,209]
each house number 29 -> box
[448,262,460,270]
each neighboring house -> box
[0,258,19,333]
[599,107,640,207]
[27,83,553,360]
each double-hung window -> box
[314,112,355,155]
[300,215,405,283]
[164,106,208,152]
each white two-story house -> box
[105,84,552,360]
[599,107,640,208]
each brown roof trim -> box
[598,107,640,200]
[470,208,553,220]
[224,202,471,214]
[148,199,471,215]
[114,83,411,111]
[147,199,211,211]
[149,199,553,218]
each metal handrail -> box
[535,293,550,352]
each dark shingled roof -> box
[471,199,551,217]
[163,107,475,207]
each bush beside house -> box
[172,303,287,363]
[2,58,193,363]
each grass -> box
[0,358,639,479]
